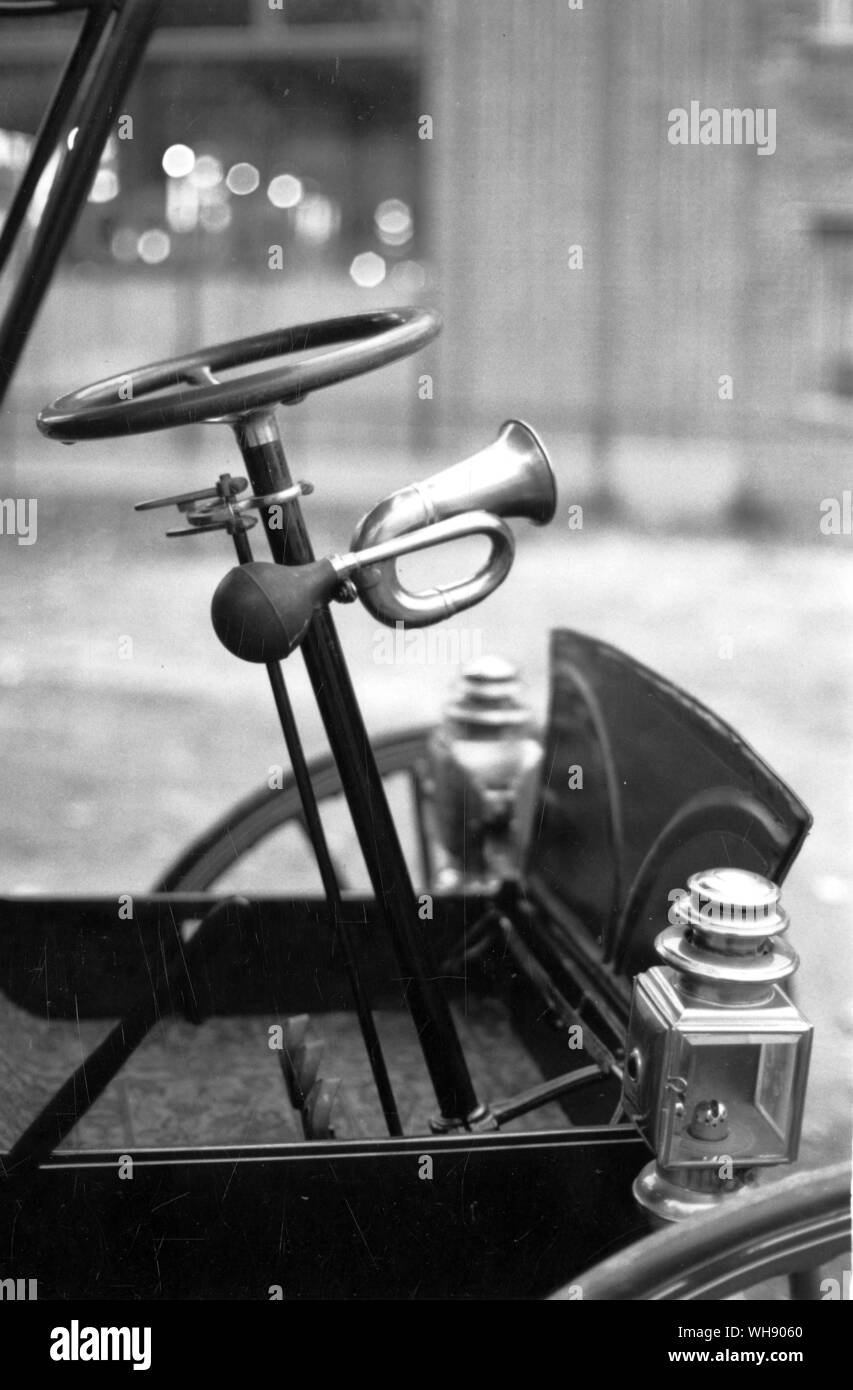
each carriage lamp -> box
[622,867,812,1222]
[428,657,543,891]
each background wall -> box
[426,0,853,531]
[2,1,853,535]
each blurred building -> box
[428,0,853,528]
[0,0,852,531]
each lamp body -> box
[624,965,812,1170]
[428,657,542,890]
[622,868,813,1219]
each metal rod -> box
[329,510,511,576]
[410,764,435,888]
[0,0,160,406]
[232,412,485,1128]
[0,2,113,278]
[490,1065,604,1126]
[229,521,403,1137]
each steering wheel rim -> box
[549,1161,851,1301]
[37,307,440,441]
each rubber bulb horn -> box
[211,559,338,663]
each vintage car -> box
[0,0,847,1303]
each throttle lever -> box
[135,474,248,513]
[135,472,314,539]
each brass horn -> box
[350,419,557,628]
[210,420,556,665]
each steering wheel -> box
[37,308,440,442]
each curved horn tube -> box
[350,419,556,628]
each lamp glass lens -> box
[666,1033,801,1166]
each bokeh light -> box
[137,229,171,265]
[188,155,223,190]
[226,162,260,196]
[0,129,32,173]
[295,193,339,245]
[162,143,195,179]
[88,168,119,204]
[267,173,303,209]
[165,179,199,233]
[389,259,427,294]
[350,251,386,288]
[374,197,413,247]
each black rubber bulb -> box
[211,559,339,663]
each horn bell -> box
[351,419,557,629]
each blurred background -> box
[0,1,849,1191]
[6,0,853,509]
